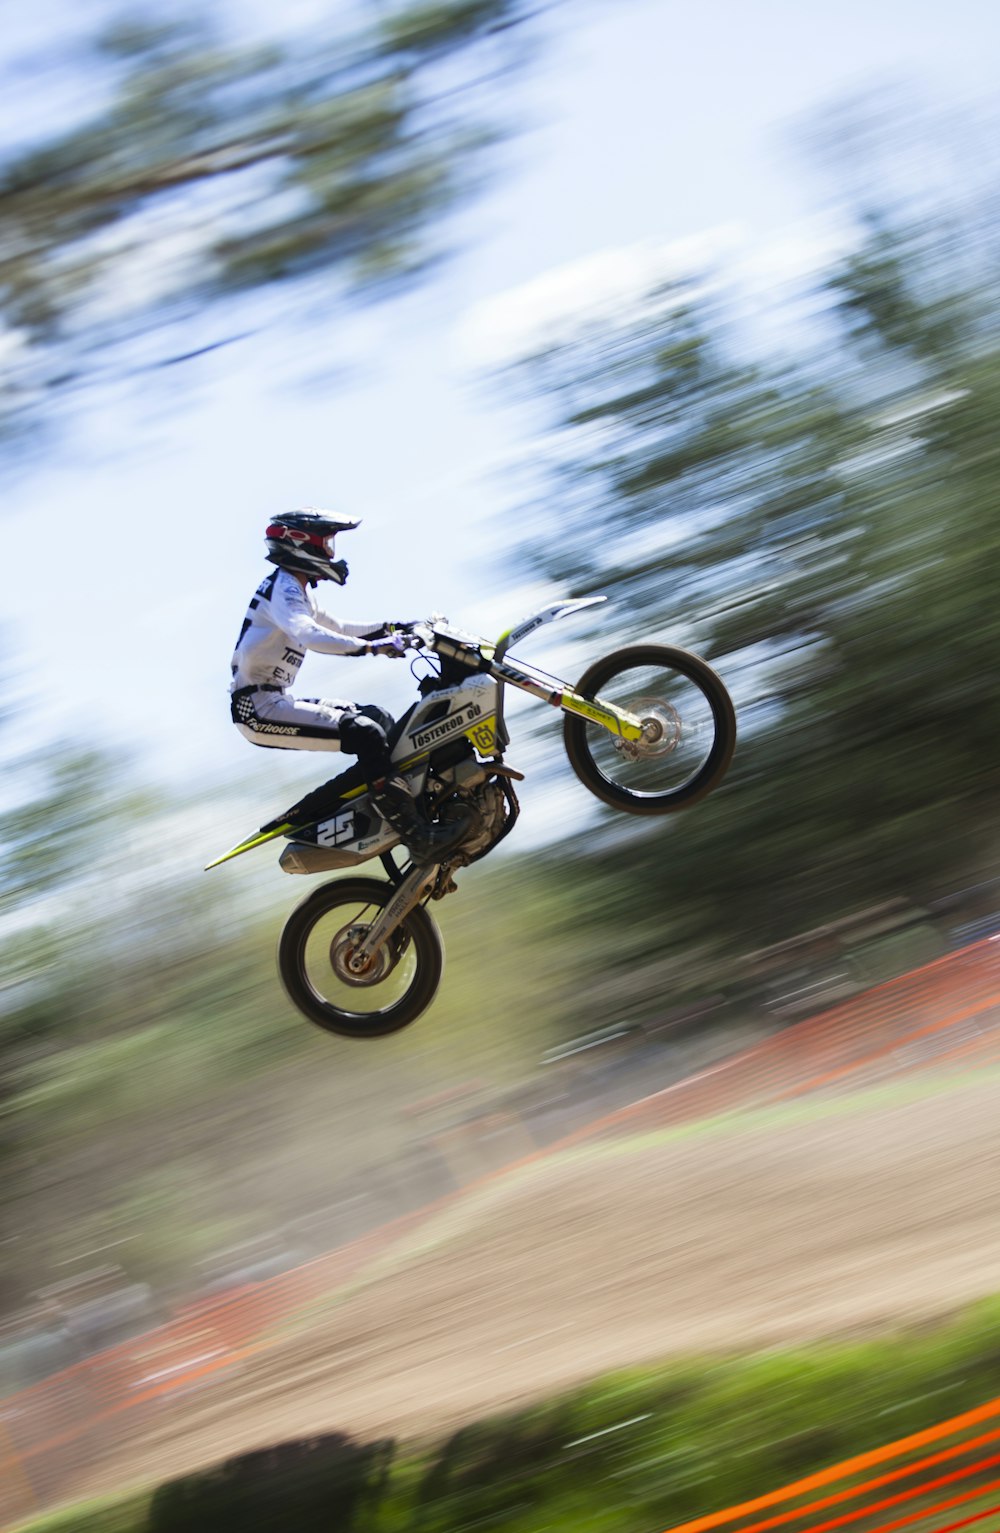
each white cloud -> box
[454,226,745,369]
[0,324,29,367]
[730,220,856,291]
[71,221,213,332]
[454,217,859,370]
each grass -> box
[15,1297,1000,1532]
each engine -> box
[436,778,512,865]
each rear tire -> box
[278,877,443,1039]
[564,645,736,815]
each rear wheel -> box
[563,645,736,815]
[278,877,443,1039]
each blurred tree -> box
[0,745,119,915]
[503,113,1000,955]
[0,738,149,1083]
[0,0,542,439]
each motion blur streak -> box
[3,6,1000,1530]
[3,936,1000,1523]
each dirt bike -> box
[206,598,736,1039]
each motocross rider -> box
[231,509,464,861]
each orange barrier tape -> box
[11,1338,268,1466]
[743,1426,1000,1533]
[801,1458,1000,1533]
[0,1420,38,1515]
[920,1504,1000,1533]
[862,1476,1000,1533]
[663,1397,1000,1533]
[772,991,1000,1105]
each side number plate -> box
[316,809,356,846]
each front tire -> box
[278,877,443,1039]
[564,645,736,816]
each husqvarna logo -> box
[411,703,482,750]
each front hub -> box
[330,925,393,987]
[614,697,682,759]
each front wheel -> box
[564,645,736,816]
[278,877,443,1039]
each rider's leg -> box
[338,713,469,858]
[337,713,469,859]
[234,692,384,827]
[233,691,355,750]
[281,710,392,825]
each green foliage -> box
[503,109,1000,958]
[378,1,533,60]
[0,746,122,915]
[11,1491,152,1533]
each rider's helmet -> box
[264,508,361,586]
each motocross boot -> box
[369,776,468,863]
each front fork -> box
[488,659,646,744]
[349,862,439,970]
[559,689,645,742]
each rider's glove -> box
[367,636,408,658]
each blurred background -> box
[2,0,1000,1381]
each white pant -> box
[232,688,353,752]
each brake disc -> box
[613,696,682,759]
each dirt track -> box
[85,1068,1000,1499]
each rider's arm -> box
[271,578,371,656]
[313,611,390,641]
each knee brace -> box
[337,711,391,777]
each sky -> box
[4,0,999,819]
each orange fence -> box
[0,1211,431,1527]
[2,935,1000,1528]
[664,1395,1000,1533]
[581,932,1000,1145]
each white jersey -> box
[230,567,383,692]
